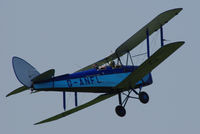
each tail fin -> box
[12,57,40,87]
[7,57,55,97]
[6,57,40,97]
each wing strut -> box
[126,52,134,66]
[75,92,78,107]
[146,29,150,58]
[116,53,123,66]
[160,26,164,47]
[63,91,66,111]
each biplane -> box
[7,8,184,125]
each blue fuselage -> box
[33,66,153,93]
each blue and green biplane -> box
[7,8,184,125]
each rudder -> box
[12,57,40,87]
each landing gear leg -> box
[115,89,149,117]
[115,93,126,117]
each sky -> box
[1,0,200,133]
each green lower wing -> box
[117,41,185,90]
[34,93,116,125]
[6,86,29,97]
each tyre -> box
[115,105,126,117]
[139,91,149,104]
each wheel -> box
[139,91,149,104]
[115,105,126,117]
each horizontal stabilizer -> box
[6,86,29,97]
[117,41,185,90]
[34,93,116,125]
[31,69,55,83]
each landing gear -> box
[115,89,150,117]
[115,105,126,117]
[139,91,149,104]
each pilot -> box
[115,61,122,68]
[93,64,99,70]
[109,61,115,69]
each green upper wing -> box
[116,41,185,90]
[76,8,182,72]
[34,93,116,125]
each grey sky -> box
[1,0,199,133]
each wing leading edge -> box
[76,8,182,72]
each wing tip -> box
[174,41,185,46]
[34,122,41,125]
[169,8,183,12]
[6,91,16,97]
[6,86,29,97]
[175,8,183,15]
[164,41,185,49]
[6,94,10,97]
[175,8,183,11]
[34,120,49,125]
[163,8,183,16]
